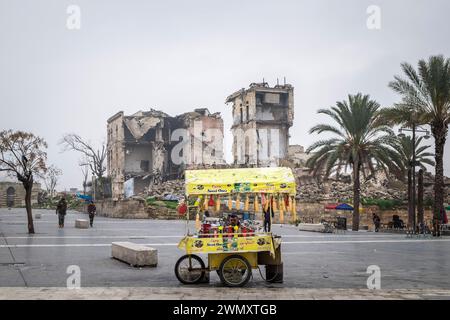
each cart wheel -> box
[174,254,206,285]
[218,255,252,287]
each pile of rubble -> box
[145,178,410,202]
[297,179,407,202]
[146,179,184,199]
[297,178,442,202]
[142,170,444,204]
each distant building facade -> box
[0,181,41,207]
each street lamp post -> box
[399,125,430,233]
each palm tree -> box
[306,93,402,231]
[387,55,450,222]
[391,134,434,226]
[392,135,434,180]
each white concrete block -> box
[75,219,89,229]
[298,223,326,233]
[111,242,158,267]
[34,213,41,219]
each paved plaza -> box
[1,208,450,299]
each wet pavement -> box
[1,208,450,290]
[1,287,450,300]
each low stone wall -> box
[94,199,435,229]
[96,199,180,220]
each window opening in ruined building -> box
[256,93,264,105]
[240,106,243,124]
[246,105,249,122]
[280,93,289,106]
[233,136,238,164]
[140,160,149,172]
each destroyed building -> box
[176,108,224,167]
[107,108,224,200]
[226,81,294,166]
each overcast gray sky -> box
[1,0,449,190]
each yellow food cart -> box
[174,167,297,287]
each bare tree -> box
[60,134,106,179]
[44,164,62,198]
[79,157,90,195]
[0,130,47,234]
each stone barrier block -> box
[298,223,326,233]
[111,242,158,267]
[75,219,89,229]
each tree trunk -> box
[417,169,424,227]
[352,162,361,231]
[23,181,35,234]
[407,168,413,227]
[432,123,447,224]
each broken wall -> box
[228,83,294,166]
[107,112,126,200]
[178,111,225,166]
[124,144,153,174]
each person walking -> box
[87,201,96,227]
[372,213,381,232]
[56,196,68,228]
[263,201,274,233]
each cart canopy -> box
[185,167,296,196]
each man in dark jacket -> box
[263,202,274,233]
[87,201,96,227]
[372,213,381,232]
[56,196,68,228]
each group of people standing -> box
[55,196,97,228]
[372,208,448,235]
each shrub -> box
[146,197,178,210]
[361,198,403,210]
